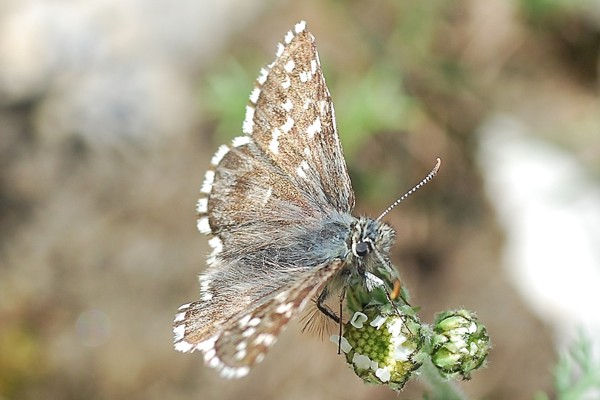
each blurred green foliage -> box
[0,324,46,397]
[535,332,600,400]
[202,60,254,144]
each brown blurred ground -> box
[1,1,599,399]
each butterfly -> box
[173,20,440,378]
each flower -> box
[430,309,491,380]
[334,306,424,391]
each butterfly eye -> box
[355,241,370,257]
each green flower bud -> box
[430,309,490,380]
[331,305,424,391]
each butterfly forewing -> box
[245,21,354,213]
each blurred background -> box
[1,1,599,399]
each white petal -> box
[350,312,368,328]
[375,367,391,382]
[370,315,387,329]
[329,335,352,353]
[393,342,413,361]
[352,353,372,370]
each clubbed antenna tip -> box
[376,158,441,221]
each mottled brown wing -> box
[174,260,345,378]
[242,20,355,213]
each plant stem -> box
[419,359,469,400]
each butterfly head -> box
[350,217,395,269]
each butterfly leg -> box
[316,287,340,323]
[315,285,350,354]
[336,285,346,354]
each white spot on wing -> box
[255,333,276,346]
[200,170,215,194]
[249,87,261,104]
[311,59,317,74]
[238,314,252,327]
[284,30,294,44]
[296,160,309,179]
[281,116,294,134]
[232,135,251,147]
[208,236,223,253]
[299,71,309,82]
[242,327,256,337]
[200,276,213,300]
[306,116,321,138]
[281,75,291,89]
[269,128,281,154]
[236,341,247,351]
[174,339,194,353]
[275,290,290,301]
[275,302,293,316]
[200,339,254,378]
[295,21,306,33]
[211,145,229,166]
[196,335,217,353]
[201,290,213,301]
[276,42,285,57]
[206,350,218,367]
[284,59,295,73]
[242,105,255,134]
[282,99,293,112]
[196,198,208,214]
[303,99,311,109]
[234,349,247,361]
[197,216,211,234]
[257,68,269,85]
[221,365,250,379]
[174,312,186,323]
[173,324,185,341]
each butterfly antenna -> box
[376,158,441,221]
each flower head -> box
[430,309,490,380]
[333,305,425,391]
